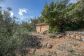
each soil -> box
[17,31,84,56]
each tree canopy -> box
[41,0,84,33]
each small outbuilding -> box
[36,23,49,33]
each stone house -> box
[36,23,49,33]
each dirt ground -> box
[17,32,84,56]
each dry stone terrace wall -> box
[48,31,84,41]
[65,31,84,41]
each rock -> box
[56,34,63,38]
[66,33,70,37]
[80,36,84,41]
[70,34,76,39]
[75,35,81,40]
[42,43,47,48]
[82,38,84,41]
[47,43,53,49]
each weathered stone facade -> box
[36,23,49,33]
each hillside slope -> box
[17,31,84,56]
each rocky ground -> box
[17,31,84,56]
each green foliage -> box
[41,0,84,33]
[31,16,45,24]
[49,26,60,33]
[20,22,35,32]
[0,8,18,56]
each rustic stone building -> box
[36,23,49,33]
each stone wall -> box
[65,31,84,41]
